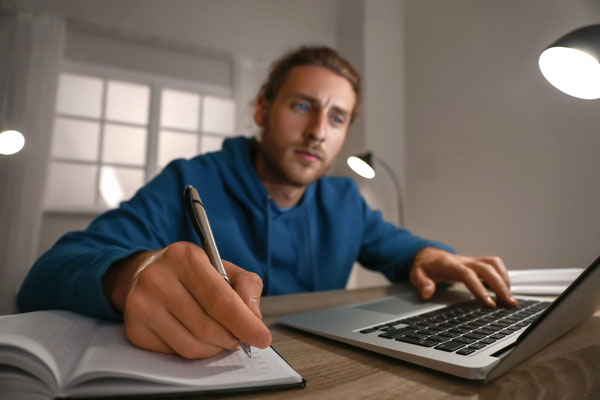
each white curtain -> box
[0,13,65,314]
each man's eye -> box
[331,115,345,126]
[293,102,310,112]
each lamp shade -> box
[347,152,375,179]
[538,24,600,100]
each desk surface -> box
[213,285,600,399]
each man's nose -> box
[305,111,327,142]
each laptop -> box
[277,255,600,381]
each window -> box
[45,64,236,212]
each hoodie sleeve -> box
[17,160,189,319]
[356,196,454,283]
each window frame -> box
[45,60,234,214]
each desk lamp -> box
[538,24,600,99]
[347,152,404,227]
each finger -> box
[184,251,271,348]
[469,260,517,307]
[162,280,240,350]
[481,256,511,287]
[124,302,224,359]
[450,264,497,308]
[226,261,264,319]
[410,264,437,299]
[124,317,175,355]
[150,308,224,359]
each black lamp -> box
[347,152,404,227]
[539,24,600,99]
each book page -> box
[67,321,302,396]
[0,310,98,391]
[509,268,583,295]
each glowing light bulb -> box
[347,156,375,179]
[539,47,600,100]
[0,130,25,155]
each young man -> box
[18,46,516,359]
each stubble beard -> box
[257,131,330,188]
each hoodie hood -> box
[210,136,317,294]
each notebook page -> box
[0,311,98,389]
[67,321,302,393]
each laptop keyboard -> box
[359,299,550,356]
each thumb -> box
[225,261,263,319]
[411,265,436,300]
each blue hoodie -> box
[17,136,453,319]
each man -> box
[18,46,516,359]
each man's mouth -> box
[294,149,323,163]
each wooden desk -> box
[214,285,600,399]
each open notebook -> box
[0,310,304,399]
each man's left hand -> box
[410,247,517,307]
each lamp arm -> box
[373,156,405,228]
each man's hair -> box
[257,46,361,121]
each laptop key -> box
[456,347,476,355]
[415,329,440,336]
[480,337,496,344]
[395,336,438,347]
[427,335,447,342]
[360,328,378,334]
[464,332,486,340]
[473,328,495,335]
[469,342,487,350]
[454,336,477,344]
[438,330,461,338]
[377,327,414,339]
[434,341,465,352]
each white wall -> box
[404,0,600,269]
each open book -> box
[0,310,304,399]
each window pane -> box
[200,135,224,154]
[158,130,198,167]
[102,124,147,166]
[160,89,200,130]
[202,96,235,134]
[45,162,97,209]
[105,80,150,124]
[56,73,103,118]
[99,166,144,209]
[51,118,99,161]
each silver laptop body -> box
[277,255,600,381]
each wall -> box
[7,0,338,62]
[404,0,600,269]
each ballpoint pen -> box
[184,184,252,358]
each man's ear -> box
[254,94,269,128]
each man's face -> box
[254,65,356,187]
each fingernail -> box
[486,296,496,307]
[510,296,518,305]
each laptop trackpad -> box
[353,292,426,315]
[352,289,473,315]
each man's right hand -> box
[102,241,271,359]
